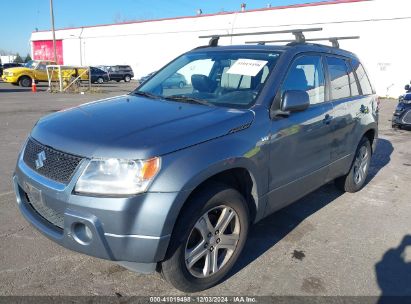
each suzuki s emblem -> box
[35,151,46,169]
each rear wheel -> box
[178,81,184,89]
[19,76,32,87]
[124,75,131,82]
[160,184,249,292]
[335,137,372,193]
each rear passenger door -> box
[267,54,334,213]
[325,56,374,179]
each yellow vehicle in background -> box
[1,60,89,87]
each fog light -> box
[72,222,93,245]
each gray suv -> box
[13,31,378,292]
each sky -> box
[1,0,328,55]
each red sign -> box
[32,40,64,64]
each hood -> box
[31,95,255,159]
[4,67,30,74]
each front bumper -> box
[13,153,177,273]
[392,108,411,126]
[2,75,18,83]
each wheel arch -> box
[362,127,378,154]
[17,74,32,83]
[162,160,263,241]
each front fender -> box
[149,118,271,236]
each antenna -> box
[199,28,323,46]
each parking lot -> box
[0,81,410,297]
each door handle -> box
[323,114,332,125]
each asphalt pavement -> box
[0,81,410,298]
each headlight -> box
[75,157,161,195]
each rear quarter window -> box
[352,59,373,95]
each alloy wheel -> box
[185,205,240,278]
[353,145,369,184]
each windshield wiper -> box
[164,95,214,107]
[130,91,160,99]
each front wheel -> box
[160,184,249,292]
[97,77,104,84]
[335,137,372,193]
[19,76,32,87]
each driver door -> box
[266,54,334,214]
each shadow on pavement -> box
[375,235,411,304]
[226,138,393,282]
[366,138,394,185]
[0,88,32,93]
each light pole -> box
[50,0,57,63]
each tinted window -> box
[326,57,350,100]
[352,60,373,95]
[281,55,325,105]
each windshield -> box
[136,50,281,108]
[24,60,38,69]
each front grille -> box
[25,191,64,230]
[402,110,411,124]
[23,138,83,184]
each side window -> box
[352,59,373,95]
[347,60,360,96]
[281,55,325,105]
[37,63,47,71]
[326,57,351,100]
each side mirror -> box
[405,84,410,91]
[282,90,310,112]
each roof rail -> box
[199,28,323,46]
[245,36,360,48]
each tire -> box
[335,137,372,193]
[116,80,120,82]
[97,77,104,84]
[124,75,131,82]
[19,76,32,87]
[160,183,249,292]
[178,81,184,89]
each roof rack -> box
[199,28,323,47]
[245,36,360,48]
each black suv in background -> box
[107,65,134,82]
[392,92,411,129]
[90,67,110,84]
[0,63,22,77]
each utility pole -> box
[50,0,57,63]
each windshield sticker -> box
[227,59,268,77]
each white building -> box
[31,0,411,97]
[1,55,17,64]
